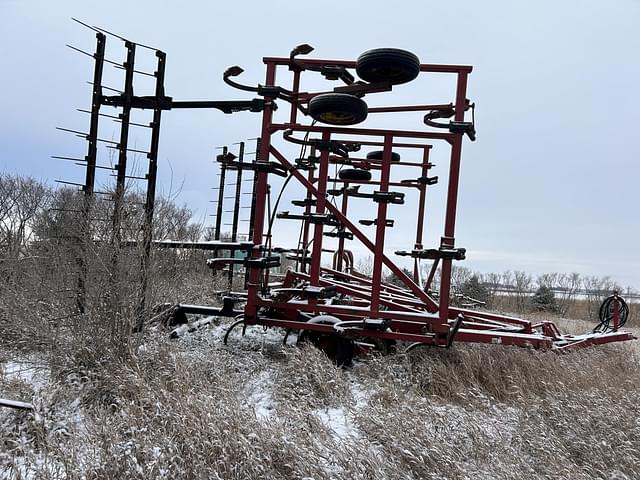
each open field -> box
[2,307,639,479]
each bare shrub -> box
[582,275,621,321]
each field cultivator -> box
[63,26,634,362]
[167,45,635,362]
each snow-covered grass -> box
[1,315,639,479]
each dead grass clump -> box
[406,344,640,404]
[273,344,351,408]
[354,397,467,480]
[513,390,640,479]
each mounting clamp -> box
[373,191,405,204]
[324,230,354,240]
[244,256,282,269]
[395,247,466,260]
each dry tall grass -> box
[2,315,639,479]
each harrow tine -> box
[71,17,101,33]
[65,44,94,59]
[86,81,122,94]
[51,155,86,162]
[90,23,161,51]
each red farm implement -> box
[170,46,634,362]
[63,26,634,363]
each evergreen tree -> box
[530,285,559,312]
[459,275,490,305]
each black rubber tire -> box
[339,168,372,182]
[308,93,368,125]
[366,150,401,162]
[298,315,354,367]
[356,48,420,85]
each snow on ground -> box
[175,315,290,353]
[314,407,358,441]
[1,355,96,480]
[1,356,50,391]
[245,369,275,421]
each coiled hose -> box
[593,294,629,333]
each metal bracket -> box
[206,257,245,269]
[283,130,360,158]
[294,156,318,170]
[417,176,439,185]
[253,160,289,177]
[395,247,466,260]
[327,187,346,196]
[277,211,341,226]
[102,95,267,113]
[359,219,394,227]
[373,191,405,204]
[324,230,354,240]
[291,198,317,207]
[333,80,392,96]
[272,285,337,299]
[175,296,245,318]
[244,256,282,269]
[449,121,476,141]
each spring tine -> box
[87,81,122,94]
[66,44,95,59]
[77,108,119,120]
[112,64,156,78]
[102,57,125,68]
[56,126,88,136]
[91,24,160,51]
[55,179,84,187]
[52,155,86,162]
[105,145,150,155]
[112,119,151,129]
[79,109,151,130]
[109,174,147,181]
[71,17,101,33]
[96,137,119,145]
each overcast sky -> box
[1,0,639,288]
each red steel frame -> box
[237,54,634,351]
